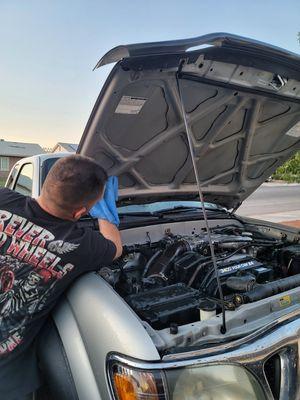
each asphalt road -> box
[236,183,300,222]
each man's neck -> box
[36,196,72,221]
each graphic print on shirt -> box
[0,210,77,355]
[48,240,79,255]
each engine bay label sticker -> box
[286,122,300,138]
[115,96,147,114]
[279,295,291,307]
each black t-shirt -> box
[0,188,117,399]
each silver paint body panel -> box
[52,273,160,400]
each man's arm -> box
[89,176,122,260]
[98,219,122,259]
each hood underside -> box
[78,33,300,208]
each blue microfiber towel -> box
[89,176,120,226]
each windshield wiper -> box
[159,206,226,215]
[119,211,162,218]
[119,206,227,218]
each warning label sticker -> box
[115,96,147,115]
[286,122,300,138]
[279,295,291,307]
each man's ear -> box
[73,206,87,221]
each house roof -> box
[0,140,45,157]
[53,142,78,152]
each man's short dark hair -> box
[42,155,108,212]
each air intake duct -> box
[143,240,189,284]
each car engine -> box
[99,225,300,331]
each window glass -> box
[0,157,9,171]
[118,201,220,214]
[14,163,33,196]
[41,157,60,185]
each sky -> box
[0,0,300,148]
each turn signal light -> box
[110,363,166,400]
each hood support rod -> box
[176,61,226,334]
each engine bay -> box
[99,223,300,336]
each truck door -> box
[13,162,34,197]
[5,163,20,189]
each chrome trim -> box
[107,309,300,399]
[278,347,298,399]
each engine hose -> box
[242,273,300,303]
[188,244,250,287]
[142,250,162,278]
[226,275,256,292]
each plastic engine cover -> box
[126,283,200,329]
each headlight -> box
[108,360,266,400]
[166,364,266,400]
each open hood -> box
[78,33,300,209]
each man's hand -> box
[90,176,122,259]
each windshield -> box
[40,159,223,215]
[118,201,223,214]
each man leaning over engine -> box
[0,155,122,399]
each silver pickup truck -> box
[6,33,300,400]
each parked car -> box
[6,33,300,400]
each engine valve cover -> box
[201,254,266,295]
